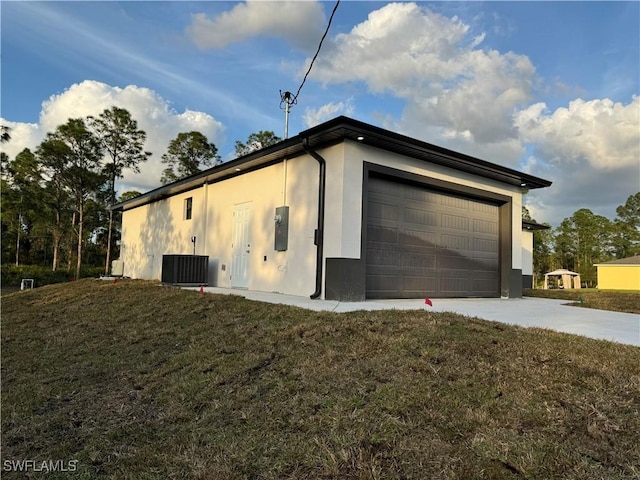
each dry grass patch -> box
[2,280,639,479]
[524,288,640,314]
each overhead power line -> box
[280,0,340,138]
[293,0,340,103]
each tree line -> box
[527,193,640,287]
[1,110,281,279]
[4,109,636,288]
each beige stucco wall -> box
[121,139,525,298]
[121,155,319,297]
[121,188,206,281]
[522,230,533,276]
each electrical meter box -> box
[274,206,289,251]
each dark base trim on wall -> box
[325,258,366,301]
[509,269,523,298]
[522,274,533,290]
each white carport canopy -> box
[544,269,581,289]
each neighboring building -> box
[113,116,552,300]
[521,219,550,289]
[594,256,640,290]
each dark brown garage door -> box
[366,175,500,298]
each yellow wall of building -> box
[597,265,640,290]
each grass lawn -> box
[524,288,640,315]
[2,280,639,479]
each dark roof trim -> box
[522,219,550,231]
[113,116,552,212]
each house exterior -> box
[521,219,550,289]
[114,116,552,301]
[594,256,640,290]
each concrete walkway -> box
[188,286,640,347]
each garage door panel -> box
[473,218,498,235]
[366,176,500,298]
[473,267,499,278]
[405,187,441,204]
[401,229,438,247]
[438,254,479,271]
[473,238,498,253]
[442,214,470,232]
[367,247,399,268]
[440,234,470,251]
[402,253,436,270]
[405,207,439,227]
[368,225,398,244]
[366,275,401,295]
[473,201,497,214]
[369,202,400,221]
[440,276,470,295]
[442,195,471,211]
[403,275,437,293]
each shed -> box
[113,116,552,300]
[594,256,640,290]
[544,269,581,289]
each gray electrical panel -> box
[274,206,289,251]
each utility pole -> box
[279,91,296,140]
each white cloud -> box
[302,2,638,225]
[303,98,355,127]
[1,80,224,193]
[187,0,325,51]
[519,95,640,225]
[515,96,640,169]
[310,2,535,152]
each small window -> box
[185,197,193,220]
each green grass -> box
[524,288,640,314]
[2,280,639,479]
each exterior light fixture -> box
[356,136,364,141]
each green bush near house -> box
[0,264,105,289]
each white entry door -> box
[231,203,252,288]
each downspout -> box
[302,138,326,299]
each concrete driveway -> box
[190,287,640,347]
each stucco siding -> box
[121,157,319,297]
[202,157,318,296]
[120,135,528,299]
[522,230,533,276]
[597,265,640,290]
[121,189,206,280]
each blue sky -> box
[2,1,638,226]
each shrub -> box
[0,264,105,288]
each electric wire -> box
[293,0,340,102]
[280,0,340,110]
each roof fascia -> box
[115,116,552,211]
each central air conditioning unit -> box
[161,255,209,285]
